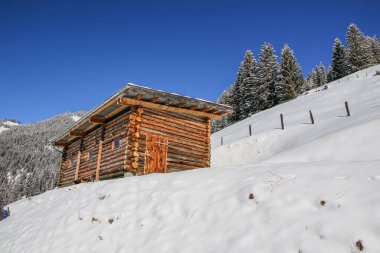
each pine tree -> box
[241,53,259,117]
[256,43,283,110]
[229,50,256,122]
[315,63,327,86]
[327,65,334,83]
[366,36,380,65]
[280,44,305,102]
[212,86,233,132]
[306,63,327,89]
[331,38,348,80]
[346,24,370,73]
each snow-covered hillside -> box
[1,66,380,253]
[0,120,19,134]
[212,65,380,166]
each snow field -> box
[1,65,380,252]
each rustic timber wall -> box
[59,110,130,185]
[59,138,81,185]
[137,107,210,174]
[77,126,101,180]
[58,105,211,185]
[98,111,130,177]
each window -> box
[85,151,93,161]
[68,159,75,169]
[112,139,120,150]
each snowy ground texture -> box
[1,65,380,253]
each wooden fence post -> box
[309,110,315,124]
[280,114,284,130]
[221,136,223,146]
[249,124,252,136]
[345,101,351,116]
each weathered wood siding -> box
[98,111,130,176]
[59,138,81,185]
[77,126,101,179]
[58,106,211,185]
[59,111,130,185]
[138,108,210,173]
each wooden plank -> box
[90,116,106,123]
[136,94,145,100]
[54,141,68,147]
[117,97,223,120]
[70,131,86,137]
[56,98,118,142]
[165,100,174,105]
[95,123,106,180]
[74,138,84,180]
[150,97,160,102]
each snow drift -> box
[1,65,380,253]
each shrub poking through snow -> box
[91,217,98,223]
[249,193,254,200]
[98,194,107,200]
[320,200,326,206]
[108,218,114,224]
[356,240,364,251]
[98,235,103,241]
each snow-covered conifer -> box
[331,38,348,80]
[256,43,282,110]
[280,44,305,102]
[346,24,370,73]
[230,50,256,122]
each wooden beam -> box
[150,97,160,103]
[117,97,224,120]
[136,94,145,100]
[201,106,215,112]
[95,123,106,181]
[70,131,86,137]
[74,138,84,181]
[54,141,68,147]
[89,116,106,124]
[55,98,117,143]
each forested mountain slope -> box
[0,111,86,208]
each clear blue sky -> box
[1,0,379,123]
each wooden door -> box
[145,134,168,174]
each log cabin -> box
[51,83,232,186]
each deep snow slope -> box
[1,65,380,253]
[212,65,380,166]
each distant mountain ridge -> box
[0,111,87,209]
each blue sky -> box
[1,0,379,123]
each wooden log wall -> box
[59,138,81,185]
[98,111,130,176]
[76,126,101,180]
[58,105,212,185]
[139,108,210,173]
[124,106,146,175]
[59,110,130,185]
